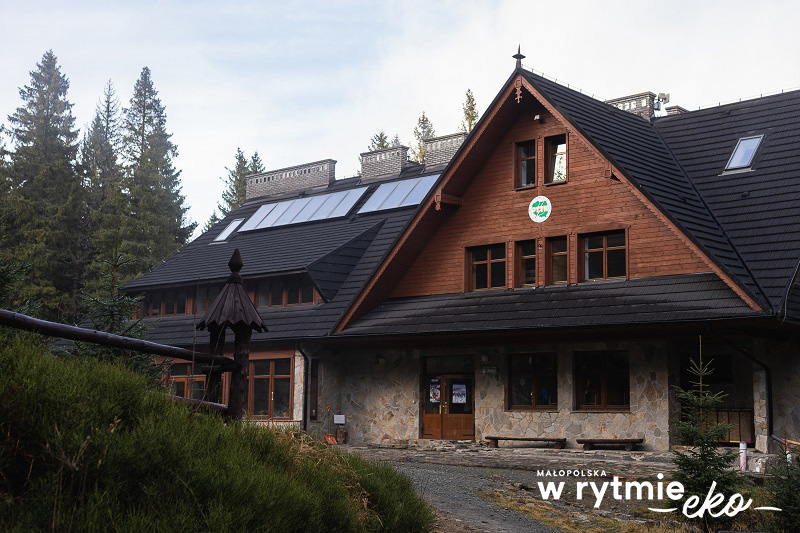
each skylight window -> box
[726,135,763,170]
[212,218,245,241]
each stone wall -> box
[756,337,800,452]
[473,341,671,451]
[309,340,673,449]
[423,132,467,167]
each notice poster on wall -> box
[452,384,467,404]
[429,383,440,403]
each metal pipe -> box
[0,308,238,370]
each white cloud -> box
[1,0,798,237]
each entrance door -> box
[422,374,475,440]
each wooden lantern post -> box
[197,249,266,419]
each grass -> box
[0,334,434,531]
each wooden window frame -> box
[466,243,507,292]
[514,140,537,189]
[254,276,316,308]
[574,351,630,411]
[506,353,558,411]
[194,285,221,314]
[545,236,569,285]
[579,230,627,282]
[544,133,568,185]
[245,357,294,420]
[515,239,538,287]
[167,363,206,400]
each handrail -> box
[0,308,238,370]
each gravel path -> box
[387,461,558,532]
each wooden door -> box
[421,374,475,440]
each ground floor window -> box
[574,351,629,410]
[507,353,558,409]
[243,358,293,419]
[168,363,205,400]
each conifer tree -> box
[461,89,479,132]
[368,130,389,151]
[412,112,435,163]
[205,148,257,232]
[249,151,265,174]
[121,67,195,279]
[4,51,86,319]
[81,80,127,296]
[391,134,402,147]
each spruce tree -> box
[121,67,195,279]
[249,151,265,174]
[461,89,479,132]
[391,134,402,147]
[218,148,250,217]
[412,112,435,163]
[4,50,86,320]
[81,80,127,296]
[368,130,389,151]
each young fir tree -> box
[73,248,159,383]
[249,151,265,174]
[121,67,195,279]
[461,89,479,132]
[368,130,390,151]
[81,80,127,296]
[767,441,800,530]
[4,50,87,320]
[672,339,741,530]
[391,134,402,147]
[412,112,435,163]
[204,148,258,232]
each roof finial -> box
[512,45,525,69]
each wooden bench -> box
[485,436,566,449]
[576,438,643,451]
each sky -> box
[1,0,799,237]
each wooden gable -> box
[337,73,761,330]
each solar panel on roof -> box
[238,187,368,233]
[358,175,439,214]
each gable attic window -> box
[725,135,763,170]
[515,140,536,187]
[546,236,568,285]
[516,240,537,286]
[580,230,626,281]
[468,244,506,291]
[545,134,567,184]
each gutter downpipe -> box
[709,324,773,442]
[296,343,310,432]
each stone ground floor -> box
[299,334,800,453]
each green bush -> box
[767,443,800,532]
[0,335,434,531]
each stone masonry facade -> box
[245,159,336,200]
[605,92,658,120]
[302,337,800,452]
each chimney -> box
[605,92,658,120]
[423,132,467,167]
[665,105,689,116]
[360,145,410,180]
[245,159,336,200]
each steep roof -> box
[654,89,800,314]
[126,168,430,345]
[342,273,758,337]
[520,70,766,308]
